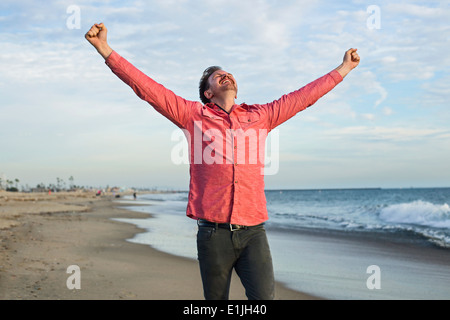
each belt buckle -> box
[230,224,242,231]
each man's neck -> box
[211,96,235,113]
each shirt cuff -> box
[329,69,343,84]
[105,50,120,67]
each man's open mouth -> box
[220,77,233,85]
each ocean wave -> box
[133,190,450,248]
[269,201,450,247]
[140,192,189,203]
[379,200,450,229]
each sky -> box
[0,0,449,190]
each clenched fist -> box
[85,23,113,59]
[335,48,360,78]
[343,48,360,70]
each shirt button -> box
[235,180,238,184]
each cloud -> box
[356,70,388,108]
[326,126,450,143]
[386,3,446,18]
[1,0,449,188]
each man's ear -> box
[205,89,213,100]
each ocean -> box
[115,187,450,299]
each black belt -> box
[197,219,263,231]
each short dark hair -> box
[199,66,222,104]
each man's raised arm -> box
[85,23,113,59]
[264,48,360,129]
[84,23,194,129]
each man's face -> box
[207,70,238,97]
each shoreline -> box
[0,191,318,300]
[265,225,450,299]
[115,193,450,299]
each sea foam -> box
[379,200,450,229]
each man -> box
[85,23,360,300]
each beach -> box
[1,190,449,301]
[116,190,450,300]
[0,191,315,300]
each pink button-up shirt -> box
[105,51,342,226]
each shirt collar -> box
[205,103,249,114]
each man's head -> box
[199,66,237,104]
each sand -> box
[0,191,317,300]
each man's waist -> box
[197,219,264,231]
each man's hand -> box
[335,48,360,78]
[85,23,113,59]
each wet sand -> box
[0,191,317,300]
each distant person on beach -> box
[85,23,360,300]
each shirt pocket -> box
[201,108,224,122]
[237,113,260,129]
